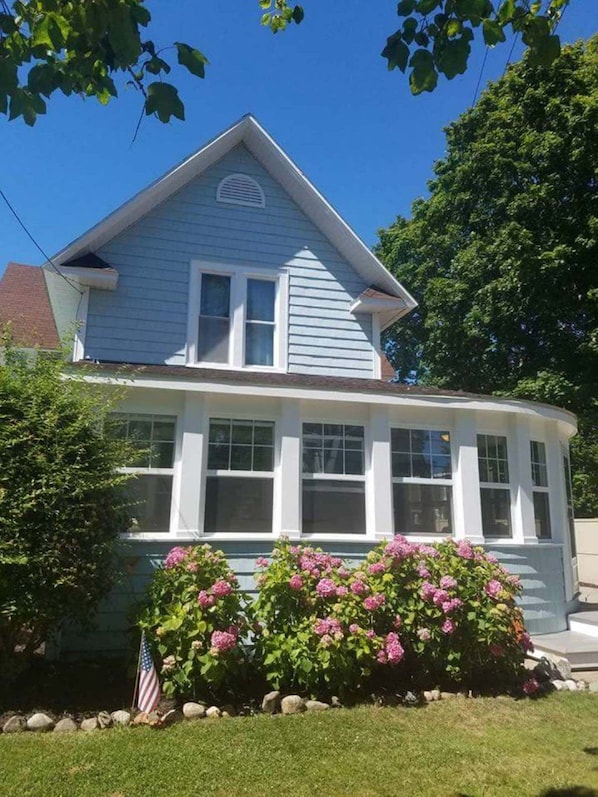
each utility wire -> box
[0,185,82,294]
[472,45,490,106]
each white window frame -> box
[530,439,551,539]
[187,260,289,372]
[477,432,513,539]
[203,416,277,536]
[390,425,455,536]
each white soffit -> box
[46,115,417,312]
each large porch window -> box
[204,418,275,533]
[478,434,512,538]
[302,423,366,534]
[531,440,551,539]
[391,428,453,535]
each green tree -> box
[375,36,598,515]
[0,1,571,126]
[0,339,134,674]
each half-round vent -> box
[216,173,265,208]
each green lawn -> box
[1,694,598,797]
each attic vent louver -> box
[217,173,265,208]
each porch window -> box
[197,273,231,364]
[204,418,275,533]
[302,423,366,534]
[530,440,551,539]
[391,428,453,535]
[478,434,512,538]
[563,452,577,556]
[112,413,176,533]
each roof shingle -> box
[0,263,59,349]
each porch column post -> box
[511,415,537,545]
[175,391,206,536]
[275,398,302,539]
[546,422,576,599]
[367,405,393,540]
[452,410,484,544]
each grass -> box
[1,694,598,797]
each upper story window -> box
[478,434,512,538]
[530,440,551,539]
[216,174,265,208]
[391,428,453,536]
[187,262,288,371]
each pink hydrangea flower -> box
[519,632,534,653]
[486,553,499,563]
[419,545,439,558]
[187,561,199,573]
[336,585,349,598]
[439,575,457,590]
[441,619,455,635]
[417,564,431,579]
[368,562,387,575]
[489,643,503,657]
[417,628,431,641]
[316,578,337,598]
[508,574,522,588]
[210,630,237,654]
[349,624,361,634]
[289,574,304,591]
[350,579,368,596]
[197,590,216,609]
[366,630,375,639]
[522,677,540,695]
[314,617,342,637]
[311,568,321,579]
[485,579,503,599]
[442,598,463,614]
[456,541,474,560]
[256,557,270,568]
[376,650,388,664]
[364,593,385,611]
[420,582,437,602]
[319,634,334,648]
[393,614,403,629]
[164,546,188,569]
[255,573,267,587]
[290,546,300,556]
[337,566,351,580]
[433,589,449,607]
[384,632,404,664]
[212,579,232,597]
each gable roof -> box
[0,263,59,349]
[48,115,417,322]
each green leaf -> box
[482,19,506,46]
[397,0,417,15]
[435,34,472,79]
[145,82,185,123]
[9,89,46,126]
[416,0,440,13]
[497,0,516,23]
[409,49,438,94]
[381,33,410,73]
[175,43,208,79]
[292,5,304,24]
[527,34,561,66]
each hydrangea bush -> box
[252,537,530,696]
[137,545,250,699]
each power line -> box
[472,45,490,106]
[0,186,82,294]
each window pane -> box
[245,323,274,366]
[431,455,452,479]
[302,480,366,534]
[198,316,230,363]
[201,274,230,317]
[495,436,508,461]
[247,279,275,322]
[391,428,410,453]
[205,476,273,533]
[324,424,343,438]
[253,445,274,472]
[151,441,175,469]
[412,454,431,479]
[207,443,229,470]
[480,488,512,537]
[127,474,172,533]
[303,448,320,474]
[431,431,451,457]
[303,423,322,437]
[128,419,152,443]
[478,460,490,484]
[533,492,551,539]
[232,422,253,445]
[323,441,344,474]
[209,421,230,444]
[254,422,274,446]
[230,445,252,471]
[392,452,411,478]
[410,429,428,457]
[153,419,176,442]
[393,483,452,535]
[344,450,364,475]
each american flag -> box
[136,632,161,714]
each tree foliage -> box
[375,36,598,514]
[0,339,134,673]
[0,1,571,126]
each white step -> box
[569,610,598,638]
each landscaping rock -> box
[221,704,237,717]
[589,681,598,693]
[97,711,112,729]
[565,679,578,691]
[281,695,305,715]
[577,680,588,691]
[423,691,433,703]
[331,696,342,709]
[430,689,441,702]
[206,706,221,718]
[160,709,183,727]
[261,691,281,715]
[111,710,131,727]
[27,713,54,732]
[556,658,573,681]
[440,692,457,700]
[2,715,26,734]
[403,691,419,707]
[183,702,206,720]
[305,700,329,712]
[533,657,563,682]
[551,679,566,691]
[80,717,99,732]
[54,718,78,733]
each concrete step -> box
[532,630,598,670]
[569,610,598,638]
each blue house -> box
[1,116,580,657]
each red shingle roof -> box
[0,263,59,349]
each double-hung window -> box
[302,423,366,534]
[478,434,512,538]
[563,451,577,556]
[189,263,287,370]
[113,413,176,533]
[391,428,453,535]
[530,441,551,539]
[204,418,275,533]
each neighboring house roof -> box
[48,114,417,325]
[381,354,396,381]
[0,263,59,349]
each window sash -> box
[207,418,275,473]
[393,483,453,536]
[391,428,452,480]
[480,487,512,538]
[533,491,552,539]
[530,440,548,487]
[112,413,176,470]
[126,474,173,533]
[302,479,366,535]
[478,434,510,485]
[204,476,274,534]
[302,423,365,476]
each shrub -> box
[253,537,529,696]
[138,545,251,699]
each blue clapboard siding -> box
[59,541,569,658]
[84,145,374,377]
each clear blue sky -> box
[1,0,596,276]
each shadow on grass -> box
[456,790,598,797]
[584,748,598,756]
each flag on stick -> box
[135,632,161,714]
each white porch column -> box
[546,422,576,599]
[275,398,302,539]
[511,415,537,545]
[175,391,206,535]
[366,405,393,540]
[452,411,484,544]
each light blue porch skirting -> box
[59,541,569,658]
